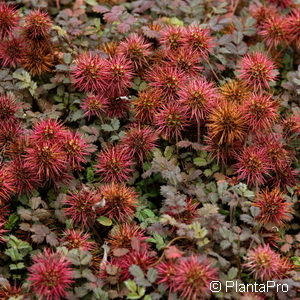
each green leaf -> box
[204,169,213,177]
[134,77,141,85]
[127,285,146,299]
[13,69,30,81]
[69,110,84,122]
[127,293,142,300]
[228,267,238,280]
[109,134,120,142]
[146,268,157,283]
[219,228,230,239]
[16,82,29,89]
[29,82,37,96]
[138,287,146,297]
[199,150,208,158]
[292,256,300,266]
[97,216,112,226]
[93,288,109,300]
[85,0,98,5]
[101,124,114,132]
[86,167,94,182]
[4,235,32,261]
[220,240,231,250]
[130,265,145,279]
[243,190,255,199]
[164,146,174,160]
[139,81,147,91]
[111,118,120,131]
[217,181,228,194]
[142,209,155,218]
[125,280,137,293]
[211,164,219,172]
[4,213,19,230]
[147,233,165,250]
[68,249,92,265]
[63,53,72,64]
[167,17,184,26]
[193,157,208,167]
[10,262,25,270]
[5,248,23,261]
[52,25,68,37]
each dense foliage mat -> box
[0,0,299,299]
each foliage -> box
[0,0,299,299]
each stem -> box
[255,182,260,195]
[230,0,240,16]
[204,57,221,82]
[230,204,236,226]
[237,234,242,278]
[248,224,262,249]
[197,119,201,143]
[149,236,190,267]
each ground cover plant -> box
[0,0,299,299]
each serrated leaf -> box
[219,227,230,239]
[75,286,89,297]
[244,190,255,199]
[5,248,23,261]
[193,157,208,167]
[10,262,25,270]
[139,81,147,91]
[146,268,157,283]
[129,264,145,279]
[240,214,254,225]
[204,169,213,177]
[0,70,9,80]
[233,31,243,44]
[93,288,109,299]
[111,118,120,130]
[86,167,95,182]
[80,251,92,265]
[63,53,72,64]
[82,268,97,282]
[29,197,42,210]
[228,267,238,279]
[142,209,155,218]
[46,232,59,246]
[135,277,151,287]
[69,110,84,122]
[4,213,19,230]
[101,124,114,132]
[220,240,231,250]
[164,146,174,160]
